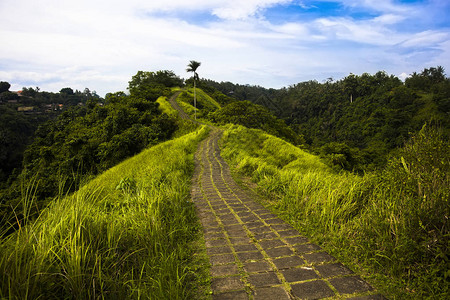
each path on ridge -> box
[168,90,190,120]
[169,91,384,299]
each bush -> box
[221,124,449,298]
[350,124,449,297]
[211,101,303,145]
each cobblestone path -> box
[167,91,384,299]
[191,129,384,300]
[168,90,190,120]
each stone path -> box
[190,130,385,300]
[169,92,385,299]
[168,90,190,120]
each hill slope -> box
[220,124,449,299]
[0,126,210,299]
[1,69,448,299]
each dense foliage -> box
[202,79,281,112]
[0,84,100,187]
[209,100,303,145]
[221,124,449,298]
[208,67,449,172]
[0,71,182,231]
[0,106,37,186]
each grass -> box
[156,96,178,118]
[186,88,221,110]
[156,94,204,139]
[0,126,211,299]
[220,124,449,299]
[176,88,221,122]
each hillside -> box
[207,67,450,172]
[0,125,210,299]
[0,86,100,187]
[0,68,448,299]
[220,124,449,298]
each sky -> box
[1,0,449,96]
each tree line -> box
[1,66,448,232]
[0,71,182,232]
[0,83,101,188]
[206,67,449,172]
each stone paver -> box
[291,280,335,299]
[168,92,383,300]
[329,276,374,294]
[213,290,248,300]
[253,287,291,300]
[211,276,244,292]
[189,128,384,299]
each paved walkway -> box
[169,92,385,299]
[168,91,190,120]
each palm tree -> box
[186,60,201,120]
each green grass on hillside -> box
[156,96,178,118]
[156,94,201,139]
[186,88,221,110]
[0,126,211,299]
[176,88,221,121]
[221,125,364,233]
[220,124,449,299]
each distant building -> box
[17,106,34,112]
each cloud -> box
[337,0,413,14]
[0,0,449,95]
[295,14,410,47]
[211,0,293,20]
[398,30,450,48]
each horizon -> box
[3,67,431,97]
[1,0,449,97]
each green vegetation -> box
[0,85,100,188]
[209,67,449,172]
[220,124,449,299]
[1,71,184,232]
[1,66,448,299]
[176,86,302,145]
[156,96,178,118]
[210,100,303,145]
[0,126,211,299]
[0,105,38,186]
[176,88,221,120]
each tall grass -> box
[176,88,221,121]
[0,126,210,299]
[156,96,178,118]
[220,124,449,299]
[183,88,221,111]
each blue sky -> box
[0,0,449,96]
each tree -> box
[186,60,201,120]
[209,100,303,145]
[0,91,19,101]
[60,87,74,95]
[0,81,11,93]
[406,66,446,91]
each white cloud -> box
[337,0,412,14]
[0,0,448,95]
[313,17,403,45]
[211,0,293,20]
[372,13,405,25]
[398,30,450,48]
